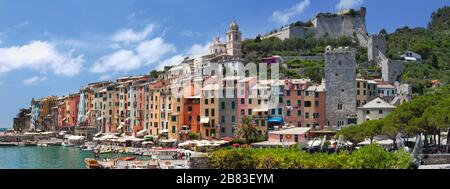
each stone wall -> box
[368,35,387,62]
[189,157,212,169]
[421,154,450,165]
[381,59,404,85]
[325,46,357,128]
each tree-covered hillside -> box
[385,6,450,93]
[242,6,449,93]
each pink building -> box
[284,79,310,127]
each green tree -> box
[237,116,259,144]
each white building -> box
[357,97,395,124]
[400,51,422,61]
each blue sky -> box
[0,0,448,128]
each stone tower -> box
[226,20,242,57]
[368,34,387,62]
[325,46,357,129]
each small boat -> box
[118,157,136,161]
[62,142,74,147]
[99,150,113,154]
[84,158,103,169]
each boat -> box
[99,150,113,154]
[118,157,136,161]
[62,142,74,147]
[84,158,103,169]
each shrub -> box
[209,144,412,169]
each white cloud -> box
[98,74,112,81]
[136,37,176,64]
[270,0,311,24]
[180,30,204,38]
[186,43,210,57]
[0,41,84,76]
[336,0,363,10]
[91,50,141,73]
[157,55,186,70]
[156,42,211,70]
[111,24,155,43]
[23,76,47,85]
[91,37,176,74]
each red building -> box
[68,93,80,127]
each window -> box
[280,135,283,142]
[286,90,291,96]
[297,90,301,96]
[305,113,310,119]
[295,135,299,142]
[258,99,261,105]
[379,110,383,114]
[278,108,282,115]
[248,99,252,104]
[315,101,319,107]
[279,97,283,104]
[305,91,309,96]
[231,101,236,109]
[287,100,291,106]
[188,116,192,122]
[211,109,215,116]
[313,113,319,119]
[357,82,360,88]
[221,127,225,133]
[231,116,236,123]
[287,110,291,116]
[357,90,360,95]
[240,98,244,104]
[221,116,225,123]
[177,106,180,112]
[240,109,245,115]
[211,98,214,104]
[338,104,343,110]
[205,109,209,116]
[271,109,275,115]
[338,61,342,66]
[363,83,366,88]
[297,100,301,106]
[304,101,311,107]
[171,116,176,122]
[366,110,370,114]
[248,109,252,115]
[205,99,208,104]
[297,110,301,116]
[221,102,225,109]
[188,106,192,112]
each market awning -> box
[254,107,269,112]
[268,117,284,123]
[200,116,210,124]
[94,132,102,137]
[137,129,147,137]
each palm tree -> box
[237,116,258,144]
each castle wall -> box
[368,35,387,62]
[381,59,404,85]
[313,14,366,38]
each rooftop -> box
[360,97,396,109]
[269,127,311,135]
